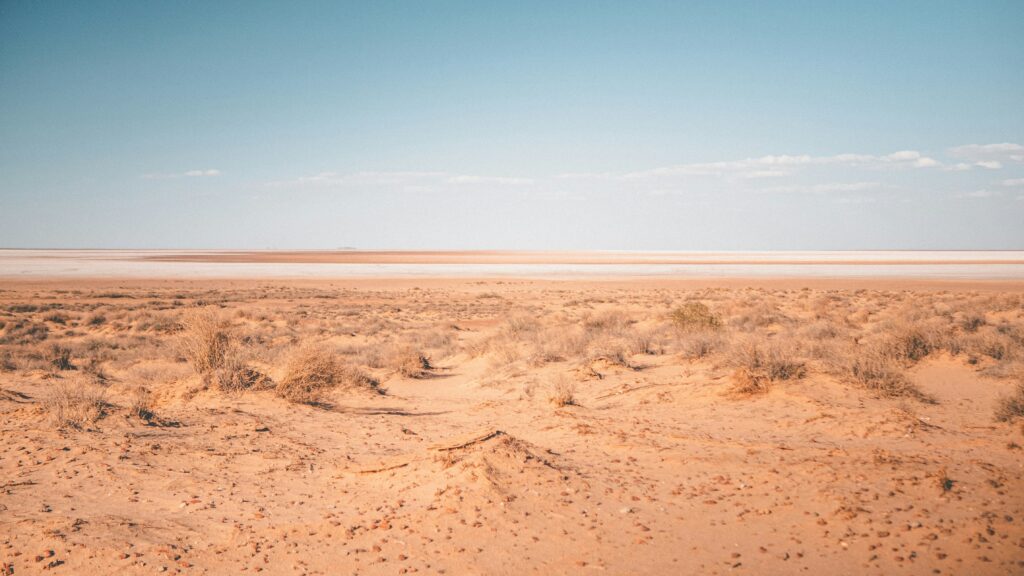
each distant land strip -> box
[133,251,1024,266]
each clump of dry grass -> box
[388,345,432,378]
[958,311,986,333]
[728,341,805,395]
[43,312,68,325]
[276,345,379,404]
[548,375,576,407]
[128,385,156,422]
[85,313,107,326]
[846,344,920,398]
[0,349,15,372]
[212,355,274,392]
[627,327,669,356]
[178,309,231,373]
[177,308,275,393]
[486,339,523,368]
[584,340,634,369]
[962,327,1019,363]
[671,302,721,332]
[44,378,107,430]
[995,380,1024,422]
[582,310,631,333]
[0,319,49,345]
[679,331,723,360]
[885,321,943,363]
[49,344,73,371]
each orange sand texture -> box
[1,265,1023,575]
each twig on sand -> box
[353,429,505,474]
[354,458,413,474]
[430,429,503,451]
[1,480,37,492]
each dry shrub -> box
[526,345,565,368]
[958,312,986,333]
[50,344,73,371]
[799,319,844,341]
[85,313,107,326]
[43,312,68,325]
[388,345,432,378]
[679,331,723,360]
[124,362,184,389]
[528,326,587,362]
[487,339,522,368]
[549,375,576,407]
[0,349,15,372]
[628,328,666,355]
[128,385,156,422]
[44,378,107,429]
[178,309,231,373]
[729,341,805,395]
[504,314,540,338]
[583,310,631,333]
[885,321,945,363]
[212,355,274,392]
[277,345,379,404]
[847,345,920,398]
[995,380,1024,422]
[671,302,721,332]
[729,302,787,331]
[0,319,49,345]
[585,340,633,369]
[963,328,1019,362]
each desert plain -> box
[1,252,1023,575]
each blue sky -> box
[1,1,1022,249]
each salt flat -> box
[3,250,1024,280]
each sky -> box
[1,0,1023,250]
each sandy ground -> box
[1,275,1023,575]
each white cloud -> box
[948,143,1024,164]
[266,171,531,191]
[942,160,1008,171]
[261,144,1017,201]
[293,171,443,186]
[143,169,221,179]
[554,172,617,180]
[758,182,883,194]
[834,196,877,204]
[623,150,939,180]
[957,189,1001,199]
[974,161,1002,170]
[447,175,534,185]
[1002,178,1024,187]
